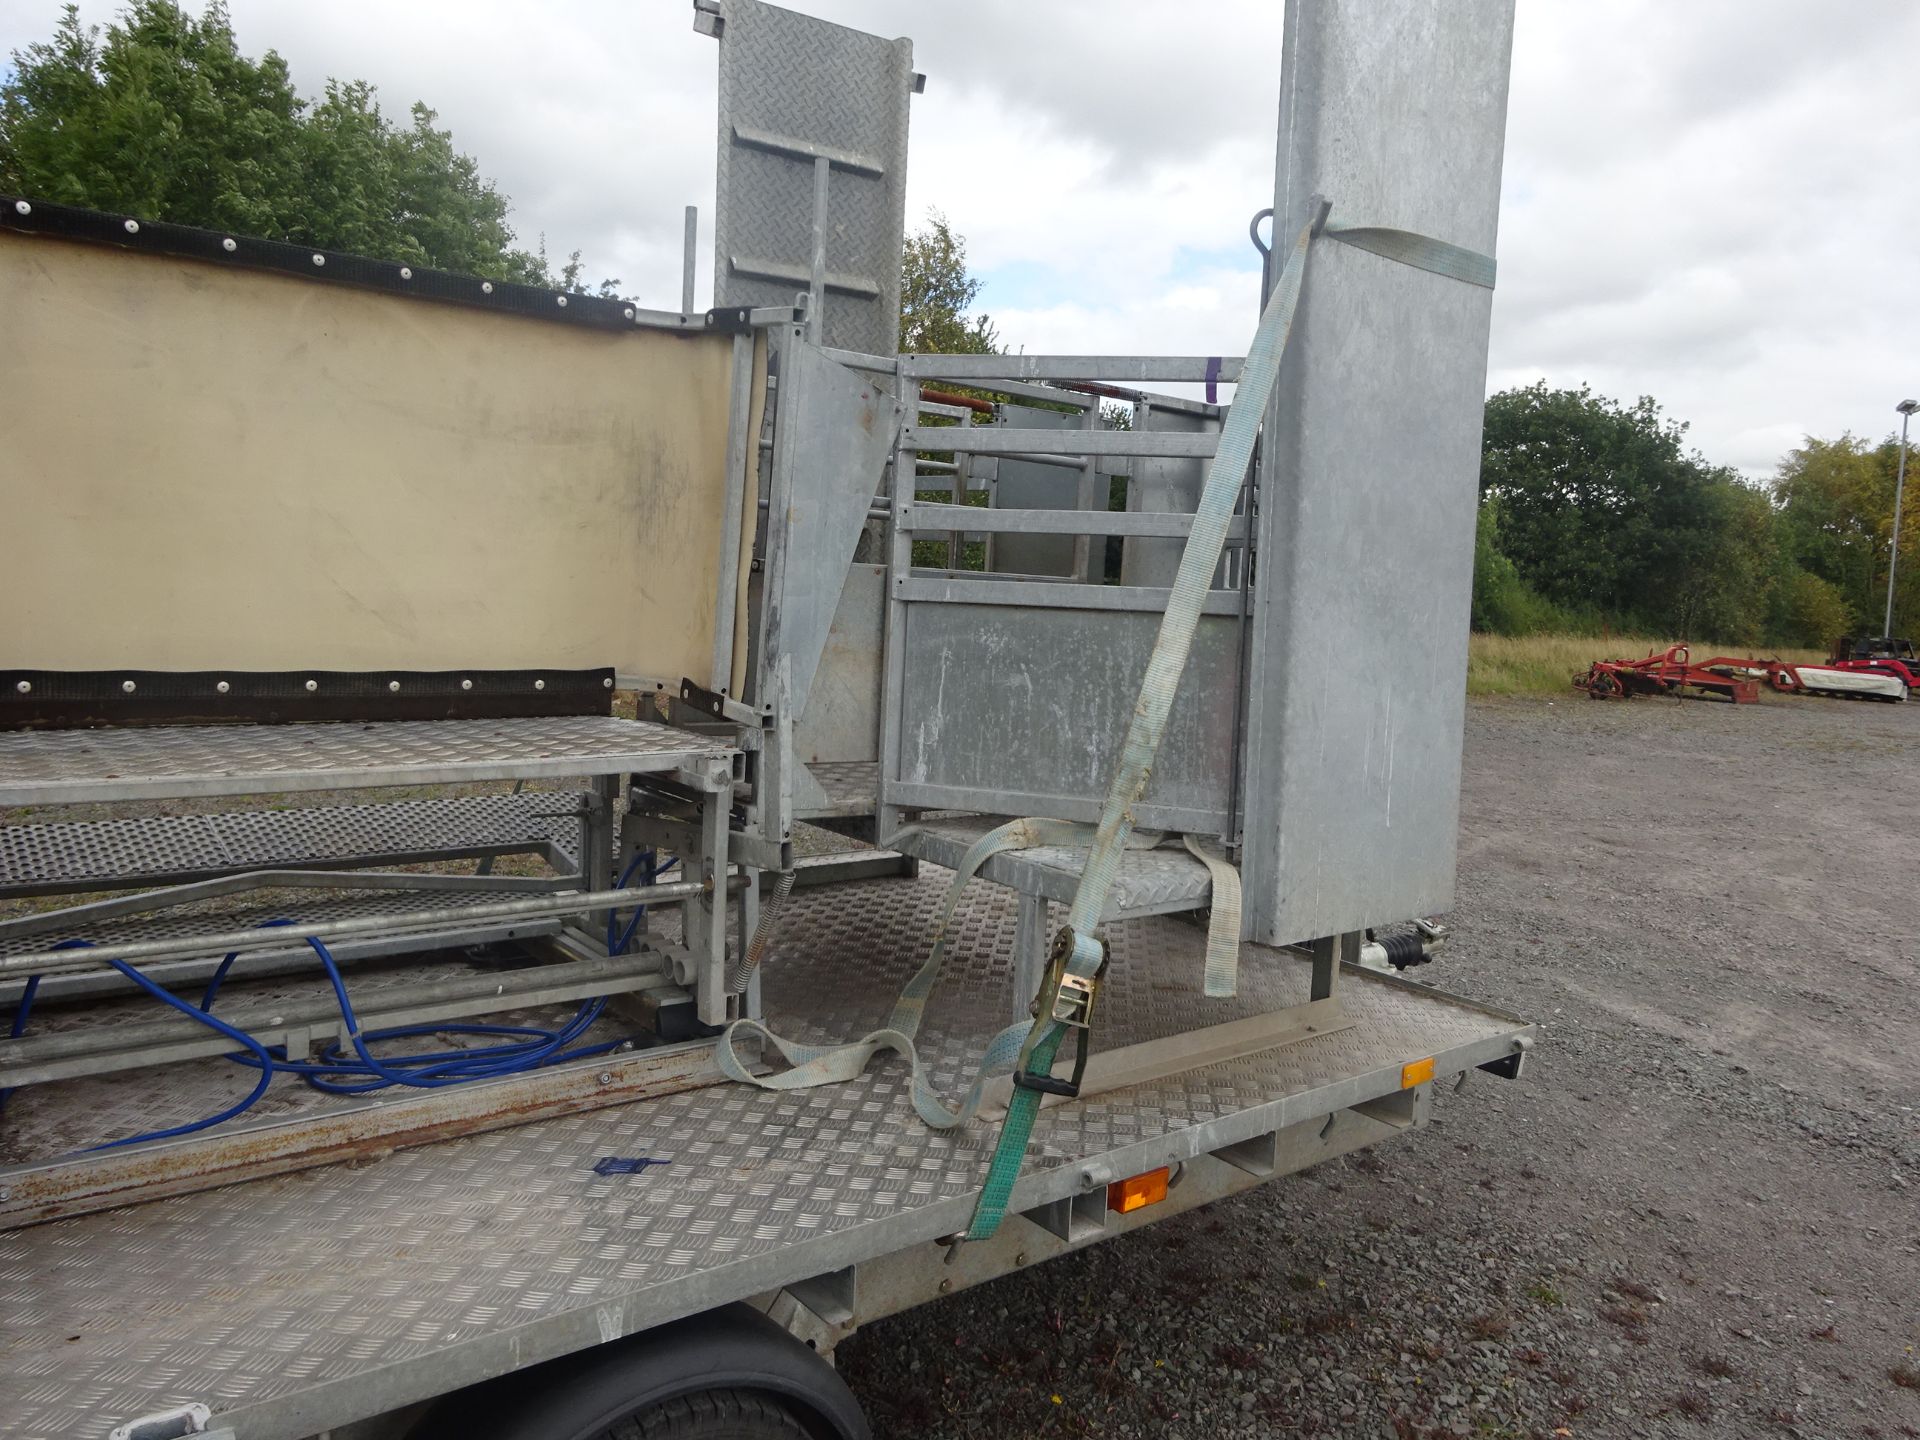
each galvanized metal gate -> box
[877,356,1252,843]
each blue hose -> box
[0,939,88,1116]
[607,850,678,957]
[12,914,632,1148]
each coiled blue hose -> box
[7,878,662,1146]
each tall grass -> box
[1466,633,1830,699]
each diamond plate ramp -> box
[701,0,915,356]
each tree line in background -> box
[7,3,1909,656]
[0,1,622,293]
[1475,383,1916,650]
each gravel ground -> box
[835,694,1920,1439]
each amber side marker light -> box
[1401,1056,1436,1088]
[1107,1166,1171,1215]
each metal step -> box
[0,715,733,807]
[891,814,1215,919]
[798,760,876,819]
[0,791,585,899]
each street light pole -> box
[1889,399,1919,638]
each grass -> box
[1466,632,1830,699]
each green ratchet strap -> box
[959,203,1323,1240]
[714,817,1161,1129]
[715,197,1498,1243]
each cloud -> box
[4,0,1915,477]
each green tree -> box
[1772,433,1919,636]
[1479,382,1772,639]
[900,210,998,354]
[0,1,610,289]
[1470,496,1556,635]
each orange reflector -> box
[1107,1166,1170,1214]
[1401,1056,1436,1089]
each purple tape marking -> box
[1204,356,1221,405]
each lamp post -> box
[1890,399,1919,638]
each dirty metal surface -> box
[893,815,1216,917]
[0,869,1526,1440]
[797,761,877,818]
[0,716,731,806]
[0,791,585,897]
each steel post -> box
[1888,403,1914,637]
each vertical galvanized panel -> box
[1120,402,1227,589]
[985,403,1084,577]
[704,0,915,357]
[1240,0,1515,944]
[757,340,898,721]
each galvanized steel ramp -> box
[0,868,1528,1440]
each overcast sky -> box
[4,0,1916,477]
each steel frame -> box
[877,354,1250,844]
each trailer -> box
[0,4,1528,1437]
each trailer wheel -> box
[596,1388,815,1439]
[409,1304,868,1440]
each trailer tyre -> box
[598,1388,815,1440]
[409,1304,868,1440]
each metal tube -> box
[0,878,737,977]
[1888,404,1912,637]
[808,155,830,346]
[682,204,699,314]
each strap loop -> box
[1322,222,1496,289]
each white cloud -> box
[4,0,1916,476]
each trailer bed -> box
[0,869,1530,1440]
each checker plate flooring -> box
[0,869,1527,1440]
[0,716,731,806]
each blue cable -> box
[607,850,678,957]
[0,939,87,1116]
[15,913,634,1147]
[226,936,625,1095]
[90,953,278,1150]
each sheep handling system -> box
[0,3,1533,1437]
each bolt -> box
[534,679,546,691]
[312,253,325,267]
[623,307,635,320]
[216,680,230,694]
[388,680,401,692]
[0,1187,10,1202]
[596,1071,615,1085]
[121,679,136,694]
[221,237,236,252]
[14,680,28,694]
[305,679,318,692]
[937,1279,952,1293]
[123,218,139,234]
[460,679,473,691]
[399,266,412,280]
[482,281,494,294]
[13,200,29,216]
[1015,1252,1028,1266]
[603,677,614,689]
[556,295,568,308]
